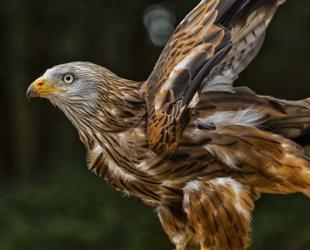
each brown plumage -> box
[26,0,310,249]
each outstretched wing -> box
[144,0,235,155]
[205,0,286,92]
[144,0,285,155]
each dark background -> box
[0,0,310,249]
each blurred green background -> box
[0,0,310,249]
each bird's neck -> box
[55,78,146,150]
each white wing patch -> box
[199,108,267,128]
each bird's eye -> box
[63,74,74,84]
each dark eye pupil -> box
[65,75,72,82]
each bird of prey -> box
[27,0,310,249]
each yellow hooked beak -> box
[26,77,61,100]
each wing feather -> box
[144,0,286,155]
[144,0,236,155]
[205,0,286,92]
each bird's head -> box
[26,62,105,105]
[27,62,145,146]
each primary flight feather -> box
[27,1,310,249]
